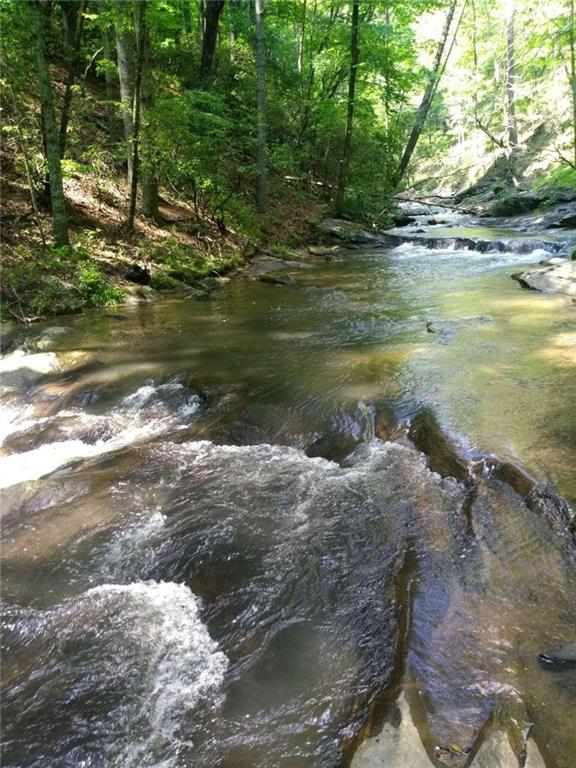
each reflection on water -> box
[1,241,575,767]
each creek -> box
[1,222,575,767]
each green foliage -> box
[3,0,571,324]
[0,243,123,321]
[76,264,124,307]
[533,164,576,191]
[143,238,242,284]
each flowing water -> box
[1,235,575,767]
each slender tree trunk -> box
[394,0,458,185]
[99,1,120,143]
[182,0,192,34]
[570,0,576,168]
[297,0,307,73]
[199,0,224,79]
[254,0,267,213]
[59,0,86,156]
[198,0,205,42]
[505,0,518,148]
[125,0,146,230]
[141,23,159,220]
[115,19,135,182]
[31,1,69,246]
[335,0,360,216]
[229,0,238,65]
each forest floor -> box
[0,154,327,324]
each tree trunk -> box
[296,0,307,73]
[182,0,192,34]
[141,23,159,221]
[115,20,135,182]
[394,0,458,186]
[334,0,360,216]
[31,0,69,247]
[100,1,120,143]
[199,0,224,79]
[59,0,86,156]
[505,0,518,148]
[570,0,576,168]
[254,0,268,213]
[125,0,146,230]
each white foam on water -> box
[97,508,167,582]
[123,384,160,408]
[0,400,40,445]
[0,423,159,489]
[0,385,202,489]
[82,580,227,764]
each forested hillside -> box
[1,0,575,320]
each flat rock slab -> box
[512,261,576,297]
[350,694,434,768]
[316,218,386,245]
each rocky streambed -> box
[1,218,575,767]
[317,202,576,304]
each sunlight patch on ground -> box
[539,331,576,367]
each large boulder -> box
[511,261,576,297]
[488,192,542,217]
[316,218,385,245]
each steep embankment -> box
[0,68,325,324]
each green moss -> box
[267,244,299,260]
[149,272,182,291]
[488,193,542,217]
[142,238,243,285]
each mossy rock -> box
[259,271,296,285]
[488,192,542,217]
[150,272,183,291]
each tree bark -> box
[141,23,159,220]
[125,0,146,230]
[254,0,268,213]
[182,0,192,34]
[199,0,224,79]
[99,1,120,143]
[334,0,359,216]
[505,0,518,148]
[570,0,576,168]
[115,16,135,182]
[31,0,69,246]
[59,0,86,156]
[394,0,458,186]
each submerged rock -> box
[512,261,576,297]
[408,409,469,482]
[539,257,569,266]
[538,640,576,671]
[393,214,417,227]
[259,271,297,285]
[468,729,517,768]
[123,284,155,304]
